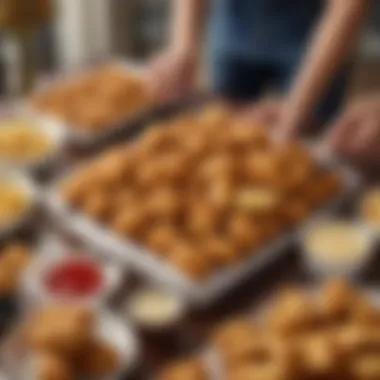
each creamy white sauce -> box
[305,221,369,264]
[127,289,184,328]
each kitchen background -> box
[1,0,380,96]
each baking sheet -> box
[26,60,158,148]
[44,153,360,305]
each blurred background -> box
[1,0,380,96]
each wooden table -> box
[2,130,380,380]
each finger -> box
[349,118,379,156]
[327,112,358,151]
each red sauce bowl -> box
[45,258,105,298]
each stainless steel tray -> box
[26,60,159,148]
[44,152,360,306]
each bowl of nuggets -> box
[159,279,380,380]
[5,304,139,380]
[30,64,149,138]
[60,105,343,282]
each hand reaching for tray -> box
[146,49,198,104]
[327,97,380,163]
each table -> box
[2,134,380,380]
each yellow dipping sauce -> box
[305,221,369,264]
[0,121,52,163]
[0,182,29,227]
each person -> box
[328,97,380,162]
[147,0,369,142]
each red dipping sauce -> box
[45,259,104,298]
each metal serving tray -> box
[26,60,160,149]
[44,152,360,306]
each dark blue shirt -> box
[209,0,323,65]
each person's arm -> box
[277,0,369,142]
[147,0,208,102]
[171,0,208,54]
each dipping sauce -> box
[360,189,380,230]
[126,289,185,329]
[0,121,53,163]
[304,221,370,264]
[45,259,104,298]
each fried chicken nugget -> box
[27,305,94,356]
[168,242,212,279]
[227,214,263,252]
[296,334,346,377]
[186,202,221,238]
[0,264,19,296]
[159,359,207,380]
[335,325,380,356]
[145,187,182,220]
[318,279,359,324]
[2,243,31,272]
[82,190,112,222]
[267,289,319,336]
[146,224,180,255]
[351,353,380,380]
[78,339,119,377]
[202,237,240,267]
[225,337,298,380]
[34,352,73,380]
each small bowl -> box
[0,112,66,173]
[125,287,187,333]
[300,217,376,278]
[0,171,38,239]
[21,253,122,312]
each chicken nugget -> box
[203,237,240,267]
[146,224,179,255]
[159,358,207,380]
[351,354,380,380]
[227,214,262,252]
[78,339,119,377]
[186,202,221,238]
[34,352,73,380]
[168,242,212,280]
[267,288,319,336]
[27,305,94,356]
[318,279,359,324]
[2,243,31,272]
[82,191,111,222]
[0,265,19,296]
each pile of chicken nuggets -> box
[31,66,148,133]
[161,280,380,380]
[24,305,119,380]
[62,106,341,280]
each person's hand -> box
[243,99,283,128]
[328,97,380,162]
[146,49,198,104]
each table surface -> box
[2,129,380,380]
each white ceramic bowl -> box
[21,253,123,313]
[300,217,376,279]
[0,110,66,173]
